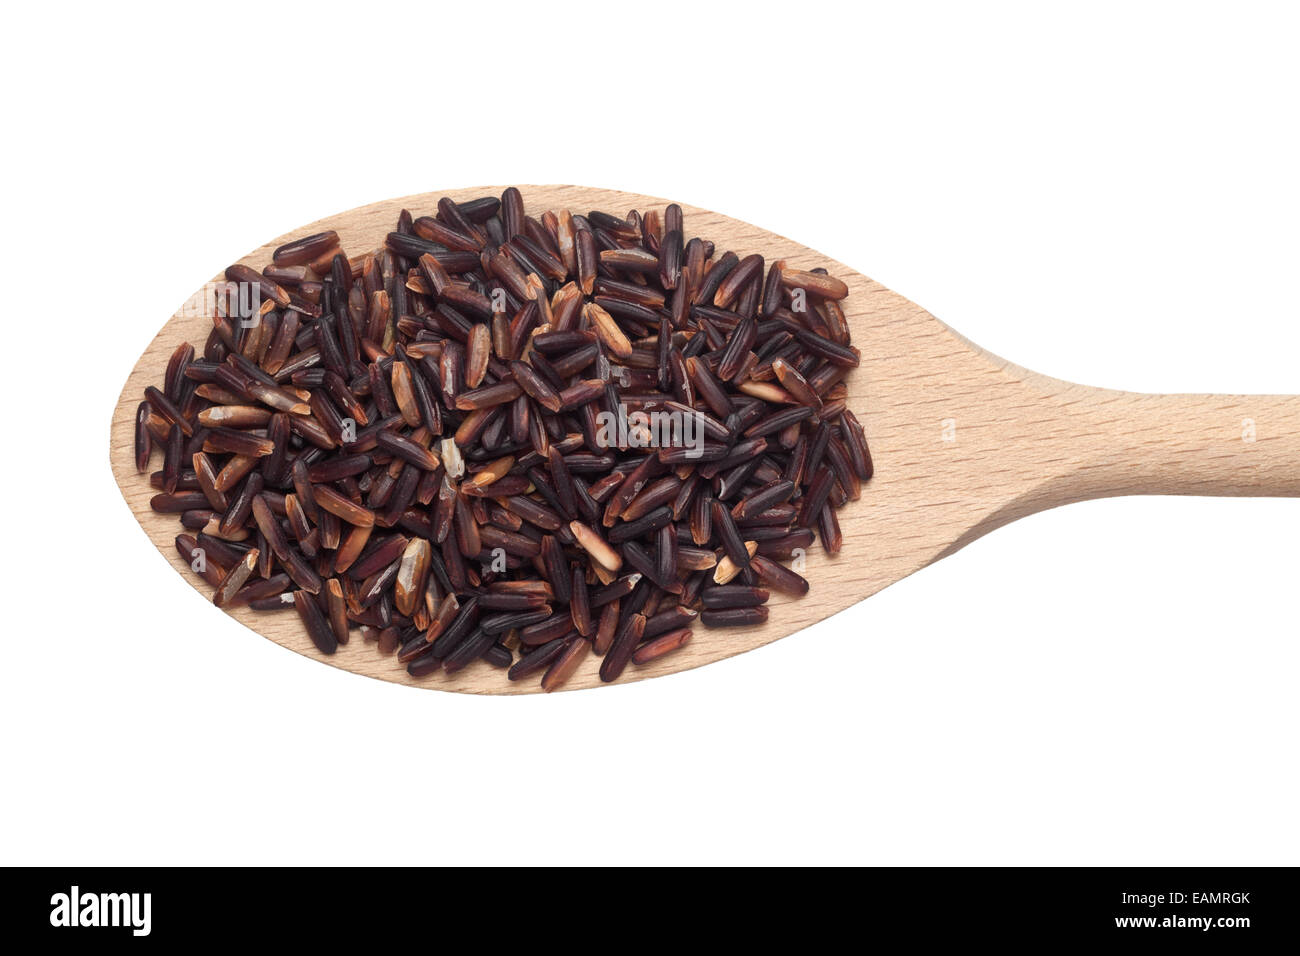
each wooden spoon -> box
[109,185,1300,693]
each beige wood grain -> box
[109,185,1300,694]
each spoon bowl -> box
[110,185,1300,692]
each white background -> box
[1,1,1296,865]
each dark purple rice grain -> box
[150,468,199,494]
[406,651,440,678]
[483,643,513,668]
[175,533,223,588]
[642,605,699,639]
[348,533,408,580]
[273,231,340,267]
[480,609,550,636]
[794,327,860,367]
[620,541,665,591]
[749,554,810,596]
[443,627,495,673]
[840,409,874,481]
[593,602,619,655]
[655,521,677,591]
[194,532,247,569]
[508,637,568,681]
[693,251,739,306]
[375,430,440,470]
[499,495,562,531]
[283,547,322,594]
[710,500,750,569]
[619,575,652,623]
[700,606,769,628]
[398,631,431,664]
[144,386,193,437]
[701,585,770,610]
[358,558,401,608]
[250,592,298,612]
[250,494,291,562]
[569,565,593,636]
[430,595,480,659]
[162,423,184,494]
[714,254,763,311]
[731,480,795,520]
[744,405,815,439]
[134,401,154,472]
[818,502,843,556]
[294,589,337,654]
[621,476,682,522]
[478,591,548,612]
[658,229,683,290]
[685,356,733,418]
[606,505,673,544]
[539,535,570,603]
[797,466,836,528]
[598,612,646,683]
[456,196,502,224]
[662,204,682,237]
[589,574,639,609]
[177,508,216,529]
[229,573,291,607]
[216,472,263,537]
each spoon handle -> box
[1053,390,1300,500]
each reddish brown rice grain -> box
[540,636,591,692]
[213,548,259,608]
[594,601,620,655]
[175,533,224,589]
[780,268,849,300]
[312,484,375,528]
[632,627,693,665]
